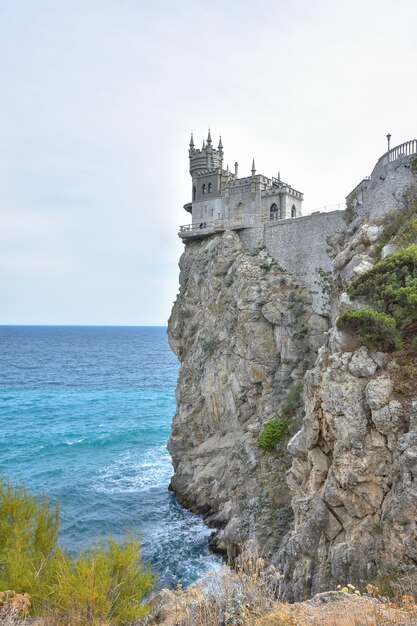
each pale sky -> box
[0,0,416,325]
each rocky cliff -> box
[168,232,326,560]
[168,154,417,599]
[279,211,417,599]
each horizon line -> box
[0,324,168,328]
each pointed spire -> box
[202,139,206,149]
[207,128,212,146]
[251,158,256,173]
[278,171,281,181]
[189,132,194,149]
[218,135,223,151]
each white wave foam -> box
[92,446,172,494]
[65,438,86,446]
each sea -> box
[0,325,220,587]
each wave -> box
[91,445,172,494]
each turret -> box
[188,129,224,176]
[189,133,195,151]
[187,130,225,213]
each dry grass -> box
[0,591,30,625]
[145,559,282,626]
[145,571,417,626]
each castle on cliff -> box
[180,130,303,238]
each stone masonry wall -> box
[239,211,345,315]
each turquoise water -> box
[0,326,219,587]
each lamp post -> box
[386,133,391,152]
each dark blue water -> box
[0,326,219,587]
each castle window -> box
[193,185,196,201]
[291,205,296,218]
[208,183,212,193]
[202,184,206,194]
[270,203,279,220]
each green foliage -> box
[0,480,60,602]
[0,479,155,623]
[259,261,277,272]
[374,190,417,258]
[258,419,290,452]
[314,266,333,315]
[47,537,155,625]
[281,384,303,419]
[343,203,358,224]
[337,307,402,351]
[286,291,307,316]
[347,245,417,333]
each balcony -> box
[178,221,225,239]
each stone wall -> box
[239,211,346,314]
[362,155,416,221]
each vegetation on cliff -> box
[337,244,417,350]
[0,478,155,624]
[258,418,290,451]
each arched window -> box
[208,182,212,193]
[202,184,206,194]
[192,185,196,201]
[270,203,279,220]
[291,205,296,218]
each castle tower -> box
[186,130,225,224]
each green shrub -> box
[259,262,275,271]
[258,419,290,452]
[0,480,59,602]
[47,537,155,625]
[347,245,417,333]
[0,479,155,623]
[281,384,303,419]
[374,191,417,258]
[337,307,401,351]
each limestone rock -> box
[381,243,399,258]
[348,347,377,377]
[168,231,315,562]
[365,224,384,242]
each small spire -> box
[189,133,194,149]
[218,135,223,151]
[278,171,281,181]
[202,139,206,148]
[207,128,212,146]
[226,163,229,174]
[251,158,256,173]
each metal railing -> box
[179,214,298,237]
[307,203,345,214]
[374,139,417,170]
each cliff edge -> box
[168,148,417,599]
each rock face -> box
[169,162,417,599]
[278,221,417,600]
[168,231,322,560]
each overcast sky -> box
[0,0,416,325]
